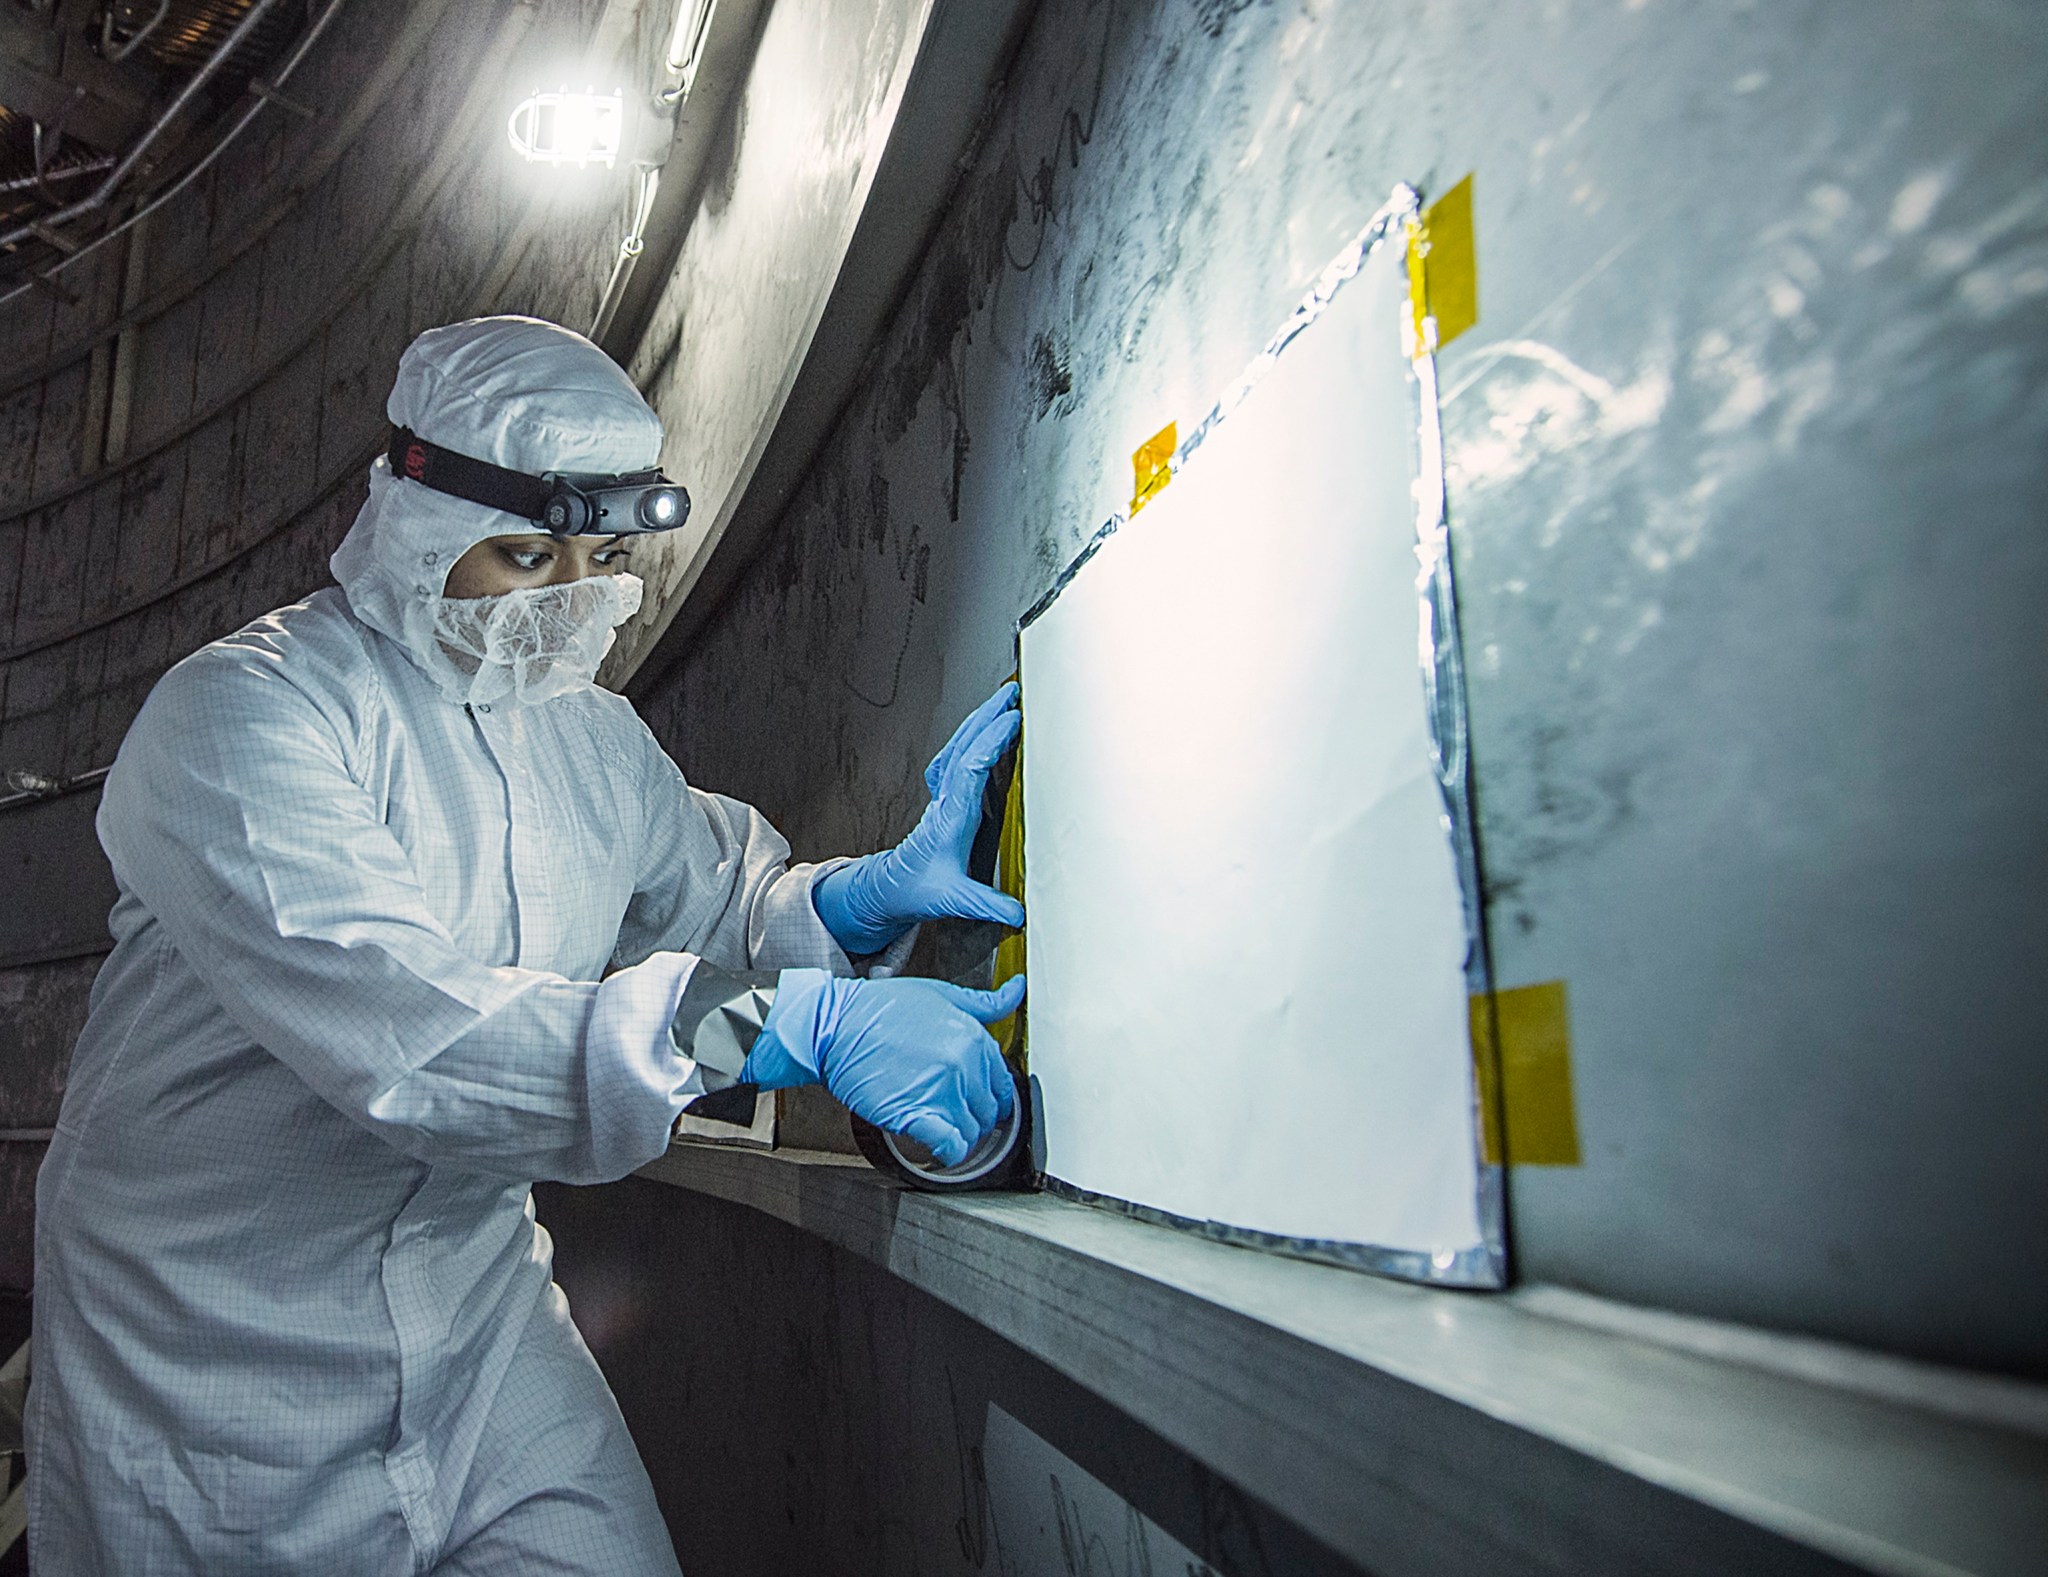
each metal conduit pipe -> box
[590,164,661,344]
[0,0,290,253]
[0,0,416,362]
[101,0,172,64]
[0,0,533,531]
[0,766,110,813]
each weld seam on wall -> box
[0,941,112,971]
[0,436,382,667]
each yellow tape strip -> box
[1468,979,1581,1166]
[1405,220,1432,359]
[1405,173,1479,357]
[988,697,1029,1063]
[1129,420,1177,515]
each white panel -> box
[980,1404,1214,1576]
[1019,240,1481,1257]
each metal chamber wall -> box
[631,0,2048,1375]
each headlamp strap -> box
[387,427,551,522]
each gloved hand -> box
[811,683,1026,955]
[740,969,1025,1166]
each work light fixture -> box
[506,88,625,168]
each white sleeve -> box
[612,730,861,976]
[98,651,704,1185]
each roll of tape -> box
[852,1061,1033,1192]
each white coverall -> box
[29,318,865,1572]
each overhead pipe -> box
[101,0,172,64]
[656,0,718,106]
[0,154,116,196]
[589,163,661,344]
[0,0,348,308]
[593,0,719,343]
[0,765,111,814]
[2,0,347,307]
[0,0,290,253]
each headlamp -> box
[387,427,691,539]
[536,470,688,537]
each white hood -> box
[330,316,665,701]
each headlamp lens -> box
[639,487,684,530]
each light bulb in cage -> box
[507,88,625,169]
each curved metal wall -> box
[634,0,2048,1373]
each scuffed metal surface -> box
[637,0,2048,1370]
[0,788,120,968]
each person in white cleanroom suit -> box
[27,316,1027,1574]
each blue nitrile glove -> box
[812,683,1027,955]
[740,969,1025,1165]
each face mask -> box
[409,572,645,707]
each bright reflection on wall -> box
[507,88,625,169]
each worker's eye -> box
[498,546,554,573]
[593,544,633,567]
